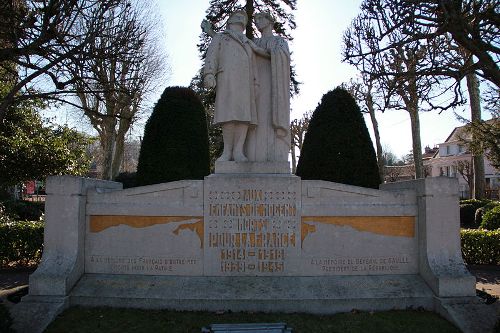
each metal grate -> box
[201,323,293,333]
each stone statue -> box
[202,10,290,169]
[246,11,291,163]
[203,11,264,162]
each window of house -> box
[451,165,457,177]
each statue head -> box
[255,11,275,31]
[227,10,248,29]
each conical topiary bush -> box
[296,87,380,189]
[136,86,210,186]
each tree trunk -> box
[111,132,125,180]
[408,105,424,179]
[100,117,117,180]
[466,58,485,199]
[291,135,297,174]
[110,118,131,180]
[366,86,384,182]
[245,1,254,39]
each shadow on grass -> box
[45,307,461,333]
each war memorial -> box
[12,10,496,333]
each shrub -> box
[461,229,500,265]
[459,204,477,228]
[296,88,380,188]
[0,220,44,267]
[475,201,499,226]
[0,203,11,224]
[458,199,496,228]
[2,200,44,221]
[460,199,492,207]
[136,87,210,186]
[115,172,137,189]
[480,205,500,230]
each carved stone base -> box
[215,161,290,174]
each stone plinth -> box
[14,175,485,333]
[215,161,290,174]
[204,174,301,276]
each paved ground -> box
[468,265,500,298]
[0,265,498,307]
[0,268,34,308]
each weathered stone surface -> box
[29,176,121,296]
[204,174,301,276]
[215,161,290,174]
[15,175,480,332]
[70,274,435,314]
[435,297,499,333]
[301,180,418,276]
[382,177,476,297]
[85,180,204,275]
[10,296,68,333]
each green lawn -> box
[45,307,460,333]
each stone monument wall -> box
[82,174,420,277]
[22,175,480,333]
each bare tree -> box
[384,166,405,183]
[290,112,311,174]
[0,0,128,122]
[342,77,384,180]
[463,53,486,199]
[454,159,473,198]
[70,1,167,180]
[342,0,499,88]
[343,6,465,179]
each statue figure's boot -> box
[217,123,235,161]
[233,123,248,162]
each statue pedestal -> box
[215,161,290,174]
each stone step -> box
[68,273,435,314]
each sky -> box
[49,0,482,159]
[156,0,480,158]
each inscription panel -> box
[87,255,200,275]
[300,217,418,275]
[306,255,415,275]
[204,175,301,276]
[85,216,203,275]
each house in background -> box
[384,123,499,199]
[425,124,499,199]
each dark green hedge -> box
[459,204,478,228]
[0,220,44,267]
[296,87,380,188]
[461,229,500,265]
[459,199,499,229]
[2,200,44,221]
[136,86,210,186]
[480,205,500,230]
[115,172,137,189]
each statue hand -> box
[276,128,287,138]
[250,42,271,58]
[201,19,215,37]
[204,74,216,88]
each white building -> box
[425,124,500,199]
